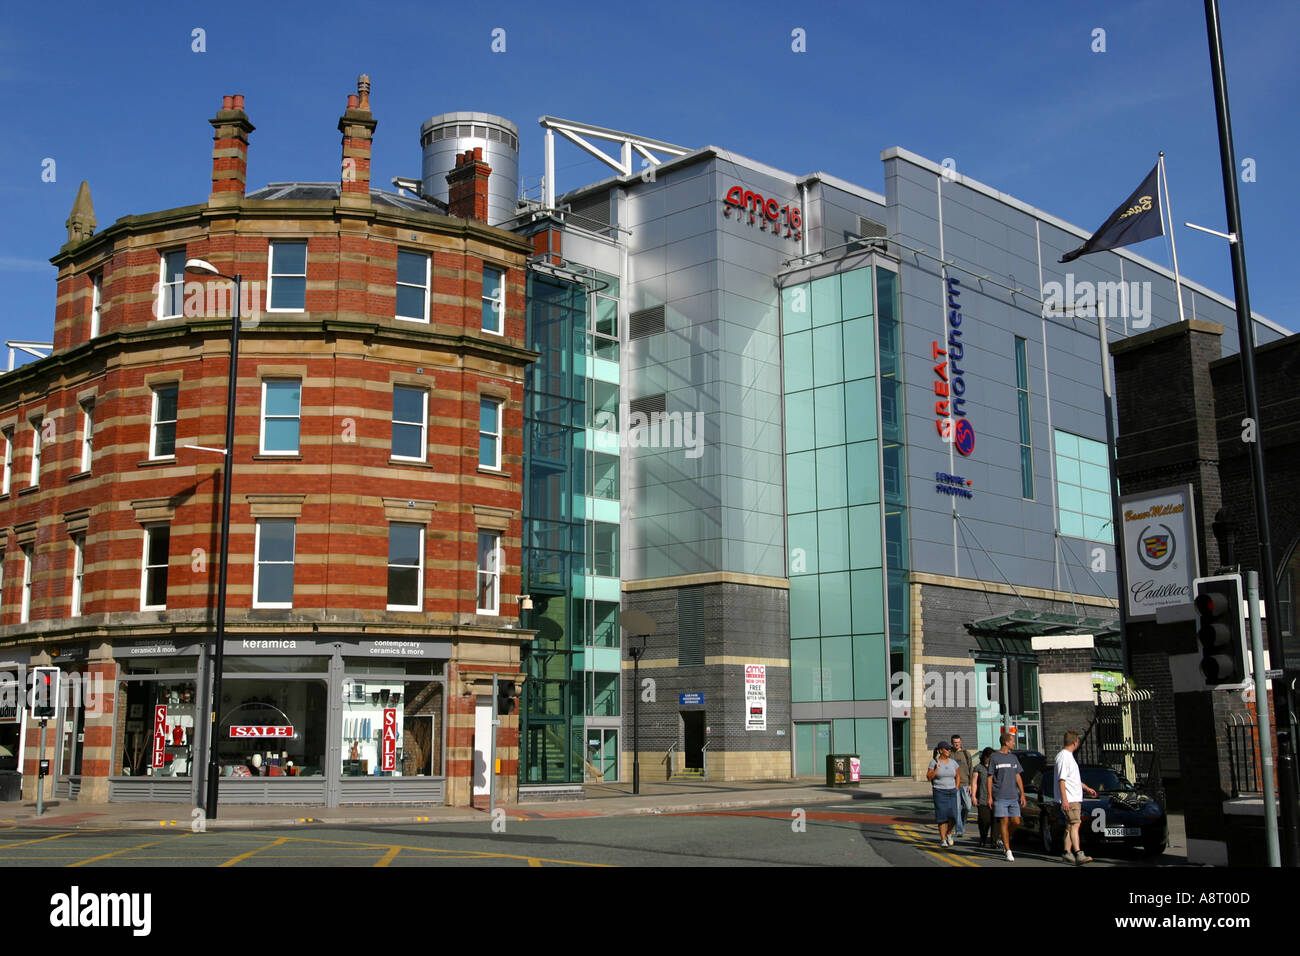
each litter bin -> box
[825,753,861,787]
[0,770,21,802]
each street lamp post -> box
[618,609,655,795]
[184,259,240,822]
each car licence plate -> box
[1104,826,1141,838]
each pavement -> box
[0,777,932,829]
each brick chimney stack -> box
[338,74,377,206]
[445,148,492,222]
[209,94,255,205]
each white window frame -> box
[259,380,302,455]
[158,250,186,319]
[141,525,169,611]
[395,250,431,323]
[150,385,178,460]
[253,519,296,609]
[386,523,424,612]
[90,273,102,338]
[79,402,94,473]
[476,530,501,615]
[2,429,11,495]
[267,241,308,313]
[70,534,85,618]
[391,386,428,462]
[29,419,41,487]
[20,545,32,624]
[479,397,502,471]
[481,266,505,335]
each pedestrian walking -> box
[927,740,963,847]
[986,732,1025,861]
[1054,730,1098,865]
[971,746,995,848]
[950,734,973,839]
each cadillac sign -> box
[1120,485,1199,621]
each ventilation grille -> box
[677,588,706,666]
[628,305,665,339]
[857,217,888,239]
[627,393,666,420]
[568,192,610,229]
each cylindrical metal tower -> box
[420,111,519,226]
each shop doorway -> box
[682,711,705,769]
[473,697,491,796]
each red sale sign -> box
[381,708,397,772]
[229,725,294,738]
[152,704,168,768]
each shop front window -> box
[114,679,199,777]
[216,679,328,778]
[340,676,444,777]
[59,672,87,777]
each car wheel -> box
[1142,833,1166,856]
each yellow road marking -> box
[68,834,189,867]
[274,833,611,867]
[0,832,72,851]
[374,846,401,867]
[218,836,289,868]
[527,857,543,867]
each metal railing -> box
[1226,712,1262,797]
[661,742,677,781]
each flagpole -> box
[1096,296,1130,680]
[1158,152,1188,323]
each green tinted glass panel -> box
[791,638,821,702]
[789,576,821,638]
[816,509,849,573]
[857,718,890,775]
[853,634,887,700]
[848,505,881,570]
[812,324,844,388]
[841,317,875,379]
[785,451,817,514]
[782,284,811,333]
[811,275,841,328]
[843,379,877,444]
[850,568,885,634]
[819,572,851,637]
[785,392,815,453]
[815,447,847,509]
[833,717,856,753]
[784,330,813,393]
[823,636,853,701]
[787,513,819,576]
[841,268,874,320]
[813,385,845,448]
[846,441,880,506]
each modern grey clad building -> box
[504,118,1289,785]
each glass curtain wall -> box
[522,272,587,784]
[783,264,905,777]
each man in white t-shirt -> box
[1054,730,1098,865]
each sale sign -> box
[152,704,168,768]
[228,725,294,738]
[381,708,397,772]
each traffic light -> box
[497,680,517,715]
[1193,574,1249,689]
[29,666,60,719]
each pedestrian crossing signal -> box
[29,666,60,719]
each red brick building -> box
[0,78,538,808]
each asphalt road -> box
[0,796,1178,868]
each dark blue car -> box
[1031,764,1167,856]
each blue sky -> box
[2,0,1296,348]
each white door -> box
[473,698,491,796]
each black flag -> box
[1060,163,1163,263]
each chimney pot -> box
[357,74,371,111]
[473,146,483,161]
[222,95,234,110]
[233,94,244,110]
[348,93,359,109]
